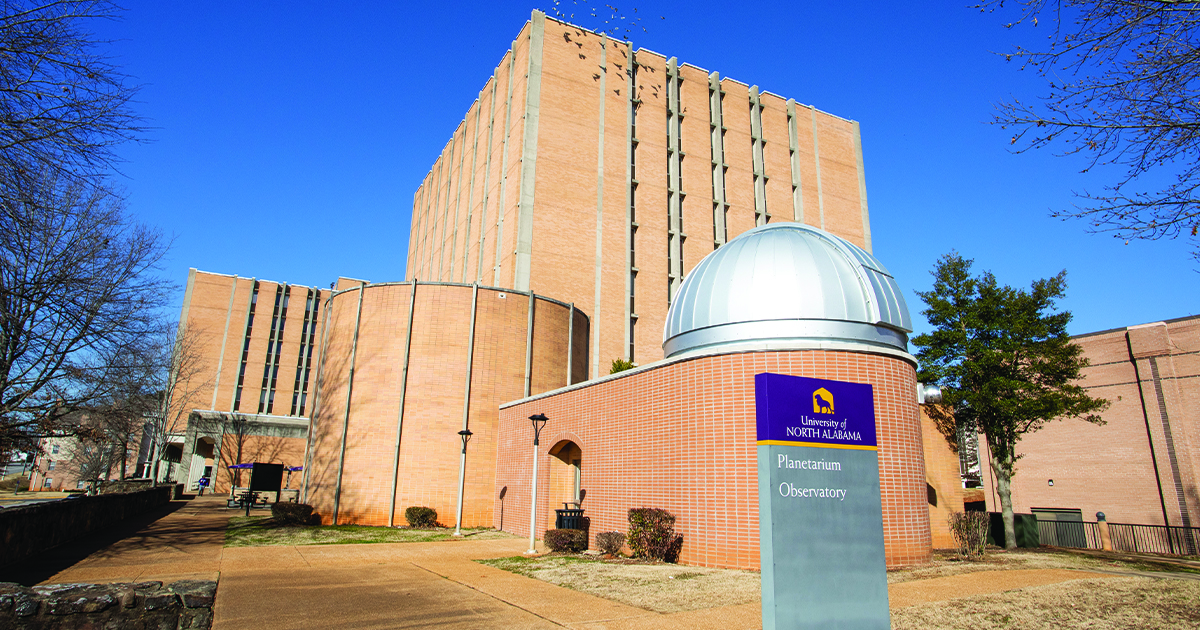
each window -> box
[51,444,59,455]
[47,460,56,471]
[43,478,52,488]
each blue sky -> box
[93,1,1196,337]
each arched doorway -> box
[547,440,582,529]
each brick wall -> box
[981,316,1200,528]
[304,282,586,527]
[496,348,932,569]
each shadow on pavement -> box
[0,499,190,586]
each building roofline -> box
[1073,313,1200,340]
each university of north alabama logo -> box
[812,387,834,414]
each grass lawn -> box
[224,515,518,547]
[479,549,1200,626]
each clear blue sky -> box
[93,1,1196,338]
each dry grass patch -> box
[888,548,1195,584]
[892,576,1200,629]
[478,555,759,614]
[225,515,517,547]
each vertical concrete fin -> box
[567,303,575,386]
[666,57,684,302]
[210,274,239,409]
[302,290,334,502]
[230,279,258,413]
[449,116,471,282]
[463,97,482,283]
[624,49,637,366]
[333,283,366,525]
[514,10,546,292]
[785,99,804,224]
[709,72,728,247]
[524,291,535,398]
[593,35,607,381]
[388,280,418,527]
[438,136,458,281]
[477,78,499,284]
[749,86,768,227]
[853,121,872,253]
[809,106,825,230]
[494,45,518,286]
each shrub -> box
[405,506,438,527]
[948,511,990,559]
[628,508,683,562]
[609,358,635,374]
[271,502,315,526]
[595,531,626,555]
[544,528,588,553]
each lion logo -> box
[812,388,834,414]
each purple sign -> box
[755,373,877,449]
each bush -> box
[405,506,438,527]
[595,531,626,555]
[628,508,683,562]
[948,511,990,559]
[544,528,588,553]
[271,502,315,526]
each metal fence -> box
[1036,519,1200,556]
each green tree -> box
[912,252,1108,549]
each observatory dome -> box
[662,223,913,358]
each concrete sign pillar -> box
[755,372,890,629]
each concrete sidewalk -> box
[1,494,229,586]
[3,497,1135,629]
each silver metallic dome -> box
[662,223,912,358]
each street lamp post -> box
[527,413,548,554]
[453,429,473,537]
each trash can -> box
[555,508,584,530]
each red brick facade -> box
[496,349,934,569]
[981,316,1200,528]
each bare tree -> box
[0,0,142,198]
[985,1,1200,260]
[144,323,213,481]
[0,169,170,450]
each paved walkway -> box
[0,496,1160,629]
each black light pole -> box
[453,428,473,537]
[527,413,548,554]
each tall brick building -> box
[162,12,963,569]
[407,11,873,378]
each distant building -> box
[979,315,1200,529]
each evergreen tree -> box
[913,252,1108,549]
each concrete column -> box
[809,107,826,230]
[514,9,546,292]
[332,284,366,525]
[494,43,518,286]
[785,100,804,224]
[593,35,608,380]
[388,280,418,527]
[476,79,499,284]
[210,274,239,409]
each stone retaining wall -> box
[0,580,215,629]
[0,485,174,567]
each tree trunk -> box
[988,445,1017,550]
